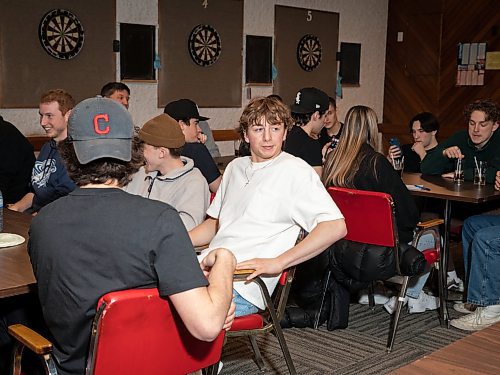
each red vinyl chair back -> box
[328,187,397,248]
[87,288,224,375]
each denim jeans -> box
[462,215,500,306]
[405,232,436,299]
[233,289,259,317]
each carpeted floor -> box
[220,301,470,374]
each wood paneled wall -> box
[382,0,500,150]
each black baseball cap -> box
[290,87,329,114]
[163,99,210,121]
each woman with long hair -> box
[322,105,439,314]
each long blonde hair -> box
[322,105,380,188]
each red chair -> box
[315,187,442,352]
[224,267,297,374]
[9,288,224,375]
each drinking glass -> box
[453,158,464,184]
[474,161,487,186]
[392,156,404,177]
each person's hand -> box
[388,145,402,159]
[198,132,207,144]
[199,248,235,277]
[442,146,464,159]
[222,301,236,331]
[495,171,500,191]
[322,142,332,163]
[6,203,20,212]
[236,258,283,280]
[411,142,426,160]
[442,172,454,179]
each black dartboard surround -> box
[39,9,85,60]
[297,34,322,71]
[188,24,222,67]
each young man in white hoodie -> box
[125,113,210,231]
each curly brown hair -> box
[464,99,500,123]
[238,96,293,141]
[58,137,143,187]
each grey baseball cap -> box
[68,97,133,164]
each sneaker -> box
[453,302,477,314]
[447,276,465,293]
[384,295,408,315]
[450,306,500,331]
[407,291,440,313]
[358,285,390,305]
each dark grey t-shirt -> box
[29,188,207,375]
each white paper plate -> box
[0,233,26,248]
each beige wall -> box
[1,0,388,156]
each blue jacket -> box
[31,140,76,212]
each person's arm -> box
[421,131,464,175]
[189,217,218,247]
[208,175,222,193]
[495,171,500,191]
[236,219,346,280]
[169,248,236,341]
[8,192,34,212]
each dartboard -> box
[39,9,84,60]
[188,24,222,67]
[297,34,322,71]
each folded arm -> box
[169,248,236,341]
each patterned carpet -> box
[220,302,470,374]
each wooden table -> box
[0,209,35,298]
[393,322,500,374]
[402,173,500,325]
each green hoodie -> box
[421,129,500,183]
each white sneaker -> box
[453,302,477,314]
[450,306,500,331]
[358,290,389,305]
[447,276,465,292]
[407,291,440,313]
[384,295,408,315]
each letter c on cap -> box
[94,114,110,135]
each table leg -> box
[439,199,451,327]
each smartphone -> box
[329,137,340,150]
[389,138,401,148]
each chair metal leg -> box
[314,270,331,329]
[387,276,410,353]
[12,343,23,375]
[368,282,376,310]
[248,336,266,372]
[204,362,220,375]
[255,278,296,375]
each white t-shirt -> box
[198,152,343,309]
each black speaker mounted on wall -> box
[120,23,155,80]
[245,35,272,84]
[339,42,361,85]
